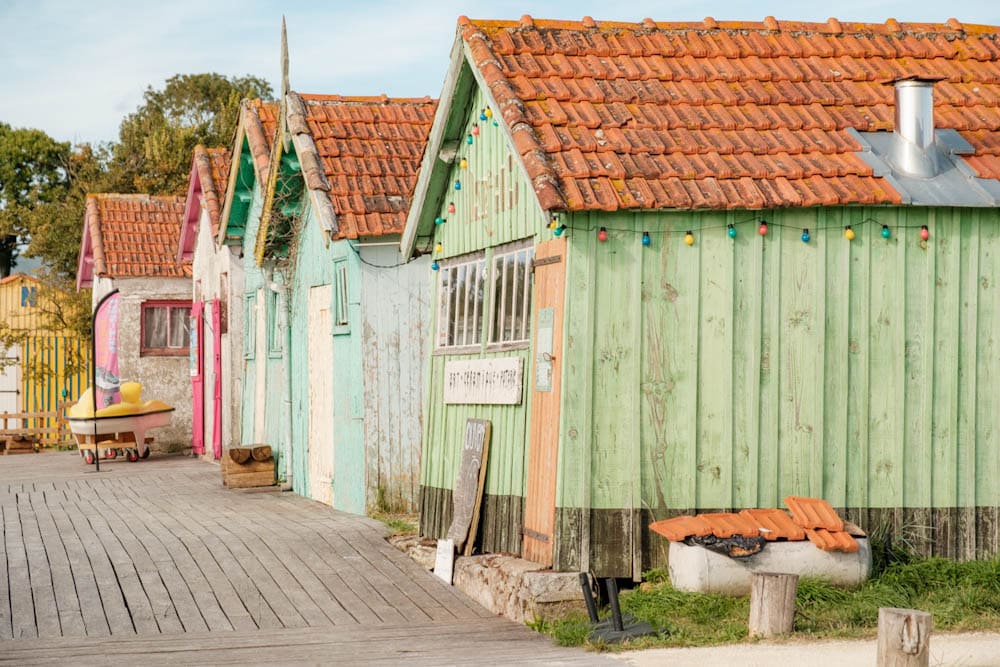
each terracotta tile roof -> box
[295,94,437,239]
[457,15,1000,211]
[192,145,231,238]
[84,194,188,279]
[785,496,845,532]
[805,528,859,553]
[246,99,280,186]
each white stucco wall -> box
[93,275,193,450]
[191,206,245,457]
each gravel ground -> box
[613,632,1000,666]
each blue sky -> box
[2,0,998,145]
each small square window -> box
[244,293,256,359]
[333,260,350,335]
[140,301,192,356]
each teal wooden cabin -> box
[252,91,436,514]
[403,17,1000,578]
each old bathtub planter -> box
[668,538,872,596]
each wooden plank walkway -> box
[0,453,611,665]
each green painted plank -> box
[757,217,782,508]
[695,212,734,509]
[932,209,961,508]
[822,208,850,506]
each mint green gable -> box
[556,206,1000,575]
[418,79,549,553]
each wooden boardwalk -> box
[0,453,611,665]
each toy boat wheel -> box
[126,448,139,462]
[104,448,117,459]
[140,447,150,459]
[83,449,96,465]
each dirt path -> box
[615,631,1000,666]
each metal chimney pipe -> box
[892,79,940,177]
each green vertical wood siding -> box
[558,206,1000,571]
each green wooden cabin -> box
[252,91,436,514]
[403,17,1000,578]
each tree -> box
[111,73,272,194]
[0,123,71,277]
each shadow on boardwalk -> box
[0,452,610,665]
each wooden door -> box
[308,285,334,505]
[0,345,19,414]
[190,302,205,456]
[522,238,567,565]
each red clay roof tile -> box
[457,16,1000,211]
[649,515,714,541]
[739,508,807,541]
[805,528,859,552]
[785,496,845,532]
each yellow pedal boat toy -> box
[67,382,175,463]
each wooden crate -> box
[222,446,275,489]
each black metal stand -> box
[579,573,657,643]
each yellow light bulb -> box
[434,242,443,254]
[684,231,695,246]
[845,226,855,241]
[460,158,468,169]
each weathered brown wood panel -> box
[522,238,567,565]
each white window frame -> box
[435,252,487,352]
[487,240,534,348]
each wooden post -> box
[877,608,931,666]
[748,572,799,638]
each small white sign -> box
[443,357,523,405]
[434,538,455,585]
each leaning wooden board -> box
[446,419,491,556]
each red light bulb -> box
[597,227,608,242]
[920,225,930,241]
[471,124,480,136]
[758,222,768,236]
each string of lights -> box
[546,216,932,244]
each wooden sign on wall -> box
[446,419,491,556]
[443,358,523,405]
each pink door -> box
[190,302,205,456]
[212,299,223,459]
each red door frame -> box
[190,301,205,455]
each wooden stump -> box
[748,572,798,638]
[877,607,931,666]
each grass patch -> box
[371,512,418,535]
[537,556,1000,650]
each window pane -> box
[513,250,531,341]
[472,260,486,345]
[170,307,190,348]
[144,307,168,348]
[453,264,468,345]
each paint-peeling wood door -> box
[190,302,205,456]
[0,345,19,414]
[308,285,334,506]
[523,238,567,566]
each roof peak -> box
[296,92,436,105]
[458,15,996,35]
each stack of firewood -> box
[222,445,275,488]
[3,434,39,455]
